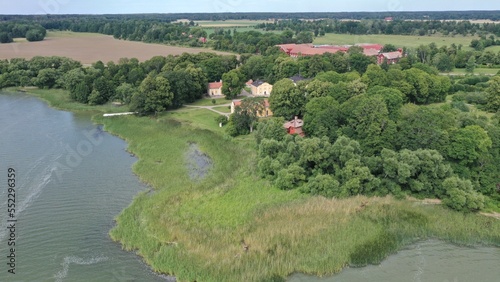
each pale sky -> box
[0,0,499,14]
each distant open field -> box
[448,68,500,75]
[485,46,500,53]
[0,31,234,64]
[174,19,273,27]
[314,33,479,49]
[177,19,277,36]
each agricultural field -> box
[202,26,261,35]
[190,20,278,35]
[0,31,234,64]
[313,33,480,49]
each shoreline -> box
[6,87,500,281]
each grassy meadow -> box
[447,68,500,75]
[187,97,229,106]
[485,46,500,52]
[213,106,231,113]
[313,33,479,49]
[183,19,277,36]
[22,88,500,281]
[46,30,104,38]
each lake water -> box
[289,240,500,282]
[0,92,168,281]
[0,92,498,282]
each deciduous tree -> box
[130,73,173,115]
[486,76,500,112]
[269,78,306,119]
[221,69,245,100]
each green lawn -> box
[314,33,479,49]
[187,97,230,106]
[485,45,500,53]
[202,26,280,36]
[446,68,500,75]
[213,106,231,113]
[46,31,104,38]
[167,107,226,133]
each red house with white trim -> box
[283,116,305,137]
[377,49,404,64]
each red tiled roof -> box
[357,43,384,50]
[363,48,380,56]
[208,81,222,89]
[283,117,304,129]
[277,43,386,57]
[380,51,403,60]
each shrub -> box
[451,92,467,102]
[465,92,488,105]
[300,174,343,198]
[215,115,228,126]
[26,29,45,42]
[451,101,469,112]
[0,32,13,43]
[442,176,486,212]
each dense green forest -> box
[2,11,500,21]
[249,65,500,213]
[0,53,238,112]
[257,19,500,37]
[0,22,46,42]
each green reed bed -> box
[20,88,500,282]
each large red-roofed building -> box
[277,43,405,64]
[277,43,384,58]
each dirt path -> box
[481,212,500,220]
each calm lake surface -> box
[0,92,498,282]
[0,92,168,281]
[289,240,500,282]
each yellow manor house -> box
[250,80,273,96]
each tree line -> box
[0,22,46,43]
[257,19,500,37]
[400,41,500,72]
[0,53,238,114]
[3,11,500,21]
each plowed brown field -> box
[0,32,234,64]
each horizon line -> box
[2,10,500,16]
